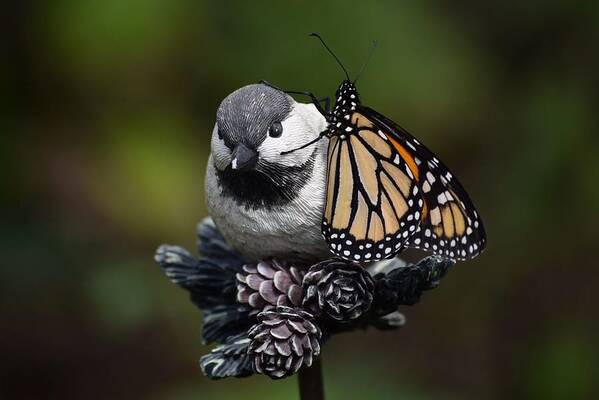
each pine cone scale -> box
[275,340,292,356]
[288,319,307,333]
[258,280,278,304]
[291,335,303,356]
[310,336,320,355]
[246,274,265,290]
[273,271,291,292]
[271,324,293,339]
[287,285,303,306]
[248,292,264,309]
[257,261,276,279]
[237,287,250,303]
[242,264,257,274]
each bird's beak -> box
[231,143,259,171]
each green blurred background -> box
[2,0,599,399]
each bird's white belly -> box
[205,159,331,266]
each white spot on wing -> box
[437,192,448,204]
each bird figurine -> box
[205,83,332,265]
[157,80,461,380]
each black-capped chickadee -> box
[205,84,331,265]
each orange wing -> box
[322,112,423,262]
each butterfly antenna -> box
[309,33,350,81]
[354,40,378,83]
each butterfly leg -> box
[283,89,327,116]
[259,80,284,92]
[258,80,328,116]
[319,97,331,113]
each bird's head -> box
[210,83,327,207]
[212,83,326,172]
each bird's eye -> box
[268,121,283,138]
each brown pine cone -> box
[248,306,321,379]
[236,259,304,313]
[302,258,375,322]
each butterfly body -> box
[318,80,486,262]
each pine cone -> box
[236,259,304,313]
[302,259,375,322]
[248,307,321,379]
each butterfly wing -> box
[359,106,487,260]
[322,113,423,262]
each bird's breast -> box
[205,154,331,266]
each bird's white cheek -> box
[258,136,308,167]
[259,113,322,167]
[211,132,231,170]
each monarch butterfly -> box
[278,34,486,262]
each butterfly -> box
[278,34,486,263]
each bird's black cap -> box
[216,84,293,150]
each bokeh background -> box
[3,0,599,399]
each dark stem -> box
[298,357,325,400]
